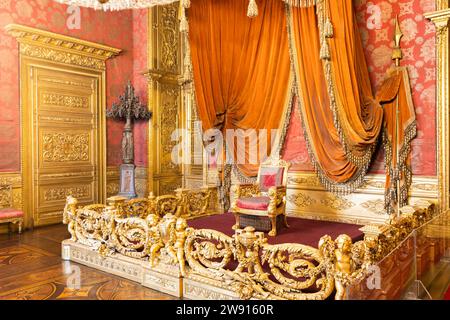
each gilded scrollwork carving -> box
[176,187,212,217]
[185,226,335,300]
[42,133,89,162]
[160,3,179,73]
[20,44,105,69]
[44,186,89,201]
[288,193,316,208]
[63,194,436,300]
[42,93,89,109]
[360,199,386,215]
[320,195,355,210]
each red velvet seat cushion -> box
[236,196,270,211]
[0,208,24,219]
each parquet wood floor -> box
[0,224,176,300]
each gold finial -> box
[392,15,403,66]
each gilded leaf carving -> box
[288,193,316,208]
[42,93,89,109]
[42,133,89,162]
[44,186,89,201]
[320,195,355,210]
[360,199,386,215]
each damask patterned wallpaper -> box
[132,9,149,168]
[0,0,149,171]
[283,0,437,176]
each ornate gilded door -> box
[7,25,120,228]
[24,65,105,227]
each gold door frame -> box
[6,24,121,227]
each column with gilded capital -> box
[425,1,450,212]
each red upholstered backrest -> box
[259,166,284,192]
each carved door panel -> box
[25,66,104,226]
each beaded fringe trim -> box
[282,0,317,6]
[286,4,373,195]
[384,120,417,215]
[316,0,377,170]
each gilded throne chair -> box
[230,158,290,236]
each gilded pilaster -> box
[425,6,450,212]
[146,3,184,196]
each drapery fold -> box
[188,0,293,178]
[287,0,384,193]
[377,66,417,214]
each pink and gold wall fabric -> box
[0,0,148,171]
[283,0,437,176]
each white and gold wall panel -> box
[285,173,438,225]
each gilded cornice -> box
[5,24,121,70]
[424,8,450,25]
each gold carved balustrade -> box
[62,190,437,300]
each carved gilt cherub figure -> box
[334,234,353,300]
[174,217,189,276]
[146,213,163,266]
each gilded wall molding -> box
[5,24,121,70]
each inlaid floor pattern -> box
[0,224,176,300]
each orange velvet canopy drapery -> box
[184,0,416,206]
[186,0,293,179]
[287,0,384,193]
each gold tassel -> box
[325,18,334,38]
[247,0,258,18]
[180,7,189,33]
[320,38,330,60]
